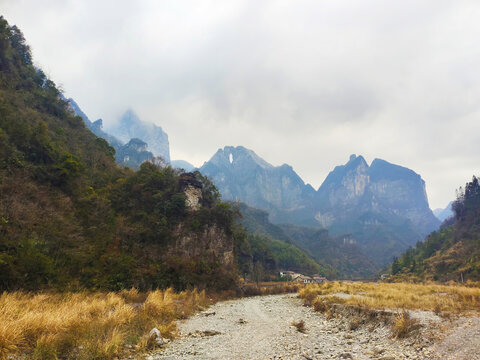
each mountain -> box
[0,17,240,292]
[433,201,454,222]
[200,148,440,269]
[199,146,317,225]
[172,160,195,172]
[107,109,170,163]
[391,176,480,282]
[315,154,440,266]
[66,97,123,149]
[66,99,158,169]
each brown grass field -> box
[2,281,478,359]
[0,283,301,360]
[0,288,210,360]
[299,281,480,338]
[298,281,480,313]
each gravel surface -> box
[142,294,479,360]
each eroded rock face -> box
[171,224,235,268]
[184,185,202,211]
[179,173,203,211]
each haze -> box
[2,0,480,209]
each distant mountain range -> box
[106,109,170,163]
[67,100,441,272]
[66,99,192,170]
[433,201,454,222]
[200,146,440,268]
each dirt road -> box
[149,294,463,360]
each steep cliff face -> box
[171,224,235,268]
[316,155,439,233]
[315,155,440,266]
[107,110,170,163]
[200,146,316,224]
[317,154,370,208]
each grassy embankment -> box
[299,281,480,313]
[0,288,210,360]
[0,282,301,360]
[299,281,480,338]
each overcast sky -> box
[2,0,480,209]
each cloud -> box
[2,0,480,208]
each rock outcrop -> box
[170,224,235,270]
[115,138,154,169]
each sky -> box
[2,0,480,209]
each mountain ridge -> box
[200,147,440,269]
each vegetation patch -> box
[391,311,421,338]
[299,281,480,313]
[291,320,306,333]
[299,281,480,339]
[0,288,209,360]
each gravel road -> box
[148,294,464,360]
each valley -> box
[1,5,480,360]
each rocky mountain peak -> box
[207,146,274,170]
[107,109,170,163]
[317,154,370,206]
[200,145,315,224]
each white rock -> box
[148,327,164,346]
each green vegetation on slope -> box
[391,176,480,282]
[279,225,377,279]
[0,17,240,292]
[232,202,323,280]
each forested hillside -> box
[0,17,241,291]
[391,176,480,282]
[234,202,323,279]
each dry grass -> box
[299,281,480,338]
[291,320,306,333]
[242,282,302,297]
[0,288,209,360]
[298,281,480,313]
[391,310,421,338]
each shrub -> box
[391,310,421,338]
[291,320,306,333]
